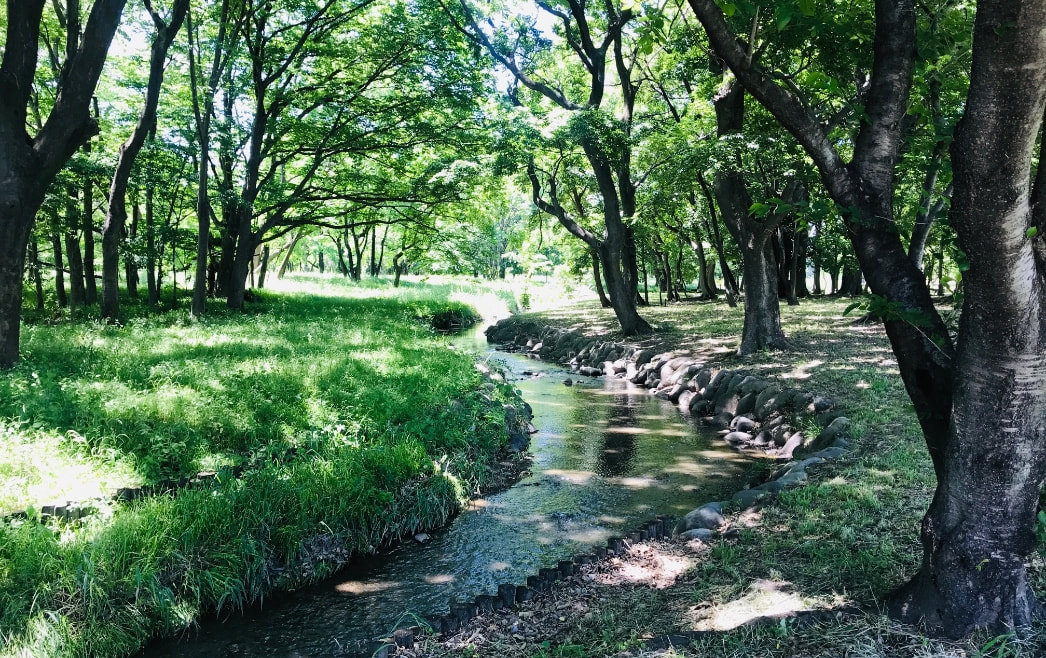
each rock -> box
[832,437,851,449]
[680,528,715,542]
[702,369,731,401]
[690,399,714,416]
[775,467,808,487]
[736,392,757,416]
[713,389,741,416]
[753,386,783,420]
[739,376,770,396]
[507,429,530,452]
[414,533,430,543]
[667,384,687,403]
[563,378,573,386]
[693,368,712,391]
[777,432,804,459]
[683,502,725,531]
[754,480,786,495]
[814,416,851,446]
[634,349,657,366]
[678,390,696,410]
[732,488,769,508]
[710,411,734,429]
[724,431,753,445]
[579,366,603,377]
[810,396,835,413]
[805,446,849,460]
[730,416,757,432]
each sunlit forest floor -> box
[417,292,1046,657]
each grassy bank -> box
[0,275,523,658]
[420,296,1046,657]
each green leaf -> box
[843,300,865,316]
[775,5,794,30]
[1027,226,1039,238]
[749,201,772,217]
[719,1,737,17]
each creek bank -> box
[485,316,851,461]
[484,316,854,559]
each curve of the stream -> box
[143,331,751,657]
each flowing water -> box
[144,332,750,657]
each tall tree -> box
[0,0,128,366]
[450,0,654,335]
[100,0,189,321]
[689,0,1046,635]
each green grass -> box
[0,274,523,658]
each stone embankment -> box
[485,316,852,514]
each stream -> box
[143,330,751,657]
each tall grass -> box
[0,274,520,658]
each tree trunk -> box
[144,189,159,305]
[592,249,612,307]
[125,196,139,299]
[712,78,787,354]
[277,233,301,278]
[697,173,738,307]
[82,147,97,305]
[51,230,68,309]
[30,237,45,312]
[0,0,127,366]
[64,189,87,311]
[886,0,1046,634]
[257,245,269,288]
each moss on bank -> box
[0,276,525,658]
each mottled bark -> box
[888,0,1046,634]
[712,77,787,354]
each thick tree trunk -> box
[0,196,38,364]
[887,0,1046,634]
[0,0,127,365]
[712,78,787,353]
[226,217,257,309]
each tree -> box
[0,0,128,367]
[100,0,189,321]
[688,0,1046,635]
[450,0,654,335]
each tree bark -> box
[887,0,1046,634]
[82,141,97,305]
[591,249,612,308]
[689,0,1046,635]
[64,189,87,311]
[51,229,68,309]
